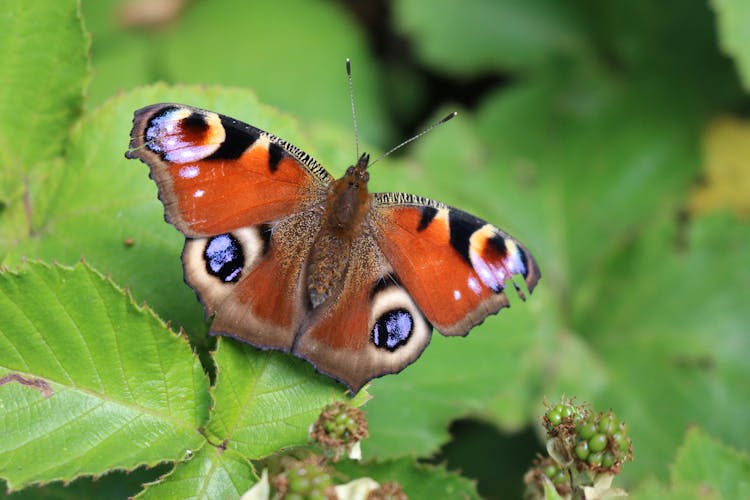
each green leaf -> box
[334,458,479,499]
[591,213,750,481]
[0,0,89,256]
[136,446,257,499]
[393,0,585,74]
[207,340,367,459]
[83,0,389,144]
[2,465,169,499]
[0,0,89,199]
[0,262,209,491]
[475,74,706,297]
[713,0,750,92]
[672,428,750,498]
[631,428,750,499]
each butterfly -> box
[126,101,540,393]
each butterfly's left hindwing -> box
[372,193,540,336]
[182,213,326,353]
[292,235,434,393]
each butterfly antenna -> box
[346,58,360,160]
[369,111,457,167]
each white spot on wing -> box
[503,240,526,275]
[453,289,461,301]
[471,254,502,291]
[179,165,200,178]
[194,189,205,198]
[468,276,482,295]
[166,146,216,164]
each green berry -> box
[589,433,608,453]
[544,464,558,478]
[560,405,574,419]
[578,420,597,440]
[553,470,567,485]
[598,412,619,434]
[284,462,333,498]
[575,440,590,460]
[602,451,616,468]
[588,451,604,467]
[612,432,629,452]
[289,474,310,493]
[548,410,562,426]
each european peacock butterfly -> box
[126,69,540,393]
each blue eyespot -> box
[204,234,244,282]
[372,308,413,351]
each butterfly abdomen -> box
[306,231,351,309]
[306,154,373,309]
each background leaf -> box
[82,0,389,144]
[0,262,209,491]
[631,427,750,499]
[334,458,480,499]
[670,428,750,499]
[712,0,750,92]
[393,0,585,74]
[0,0,89,252]
[585,213,750,482]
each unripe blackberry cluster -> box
[255,404,406,499]
[572,410,631,473]
[310,402,369,461]
[526,399,633,499]
[272,458,336,500]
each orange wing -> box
[373,194,540,336]
[181,211,321,353]
[292,238,434,393]
[126,103,332,237]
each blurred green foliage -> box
[1,0,749,498]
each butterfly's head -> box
[344,153,371,188]
[327,153,371,233]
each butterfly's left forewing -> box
[126,103,332,237]
[372,193,540,336]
